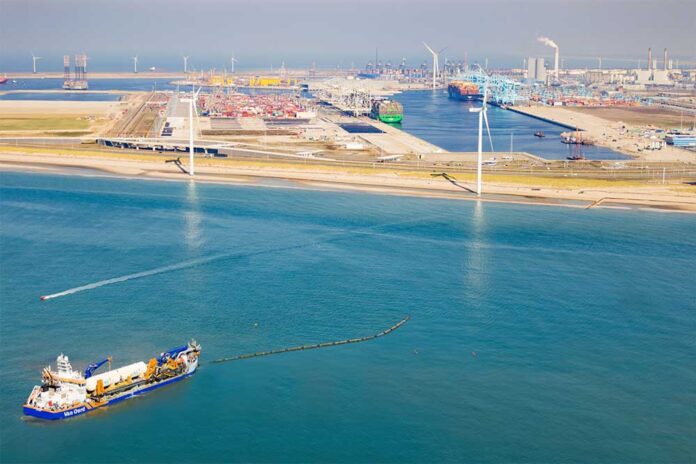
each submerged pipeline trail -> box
[211,316,410,364]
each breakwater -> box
[504,105,580,130]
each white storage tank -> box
[85,362,147,391]
[116,362,147,381]
[86,370,120,391]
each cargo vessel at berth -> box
[447,81,482,101]
[370,99,403,123]
[23,340,201,420]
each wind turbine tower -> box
[132,56,138,74]
[183,56,189,73]
[423,42,446,89]
[31,52,42,74]
[468,72,494,196]
[180,86,200,177]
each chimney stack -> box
[648,48,652,70]
[664,48,668,71]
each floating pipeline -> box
[211,316,410,364]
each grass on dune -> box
[1,144,682,191]
[0,117,90,131]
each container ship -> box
[23,340,201,420]
[447,81,482,101]
[370,99,403,123]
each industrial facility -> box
[62,54,88,90]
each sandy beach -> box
[1,150,694,213]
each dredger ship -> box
[23,340,201,420]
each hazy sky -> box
[1,0,695,71]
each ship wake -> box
[40,216,437,301]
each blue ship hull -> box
[23,371,196,420]
[447,90,482,101]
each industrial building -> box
[527,57,546,83]
[635,47,673,85]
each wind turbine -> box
[468,73,494,196]
[423,42,447,89]
[31,52,42,74]
[180,86,201,177]
[230,54,238,73]
[132,56,138,74]
[183,56,189,73]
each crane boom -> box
[84,357,111,379]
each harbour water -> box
[0,92,123,102]
[391,90,630,160]
[2,78,177,92]
[1,171,694,463]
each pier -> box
[504,106,581,130]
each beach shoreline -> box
[2,151,695,213]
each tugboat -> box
[23,340,201,420]
[534,131,545,138]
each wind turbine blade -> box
[423,42,435,55]
[438,46,448,54]
[483,110,494,153]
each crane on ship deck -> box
[84,357,112,379]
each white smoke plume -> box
[538,36,559,49]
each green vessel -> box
[371,99,403,123]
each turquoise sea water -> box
[0,171,695,463]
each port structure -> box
[315,86,373,116]
[63,54,88,90]
[455,69,525,106]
